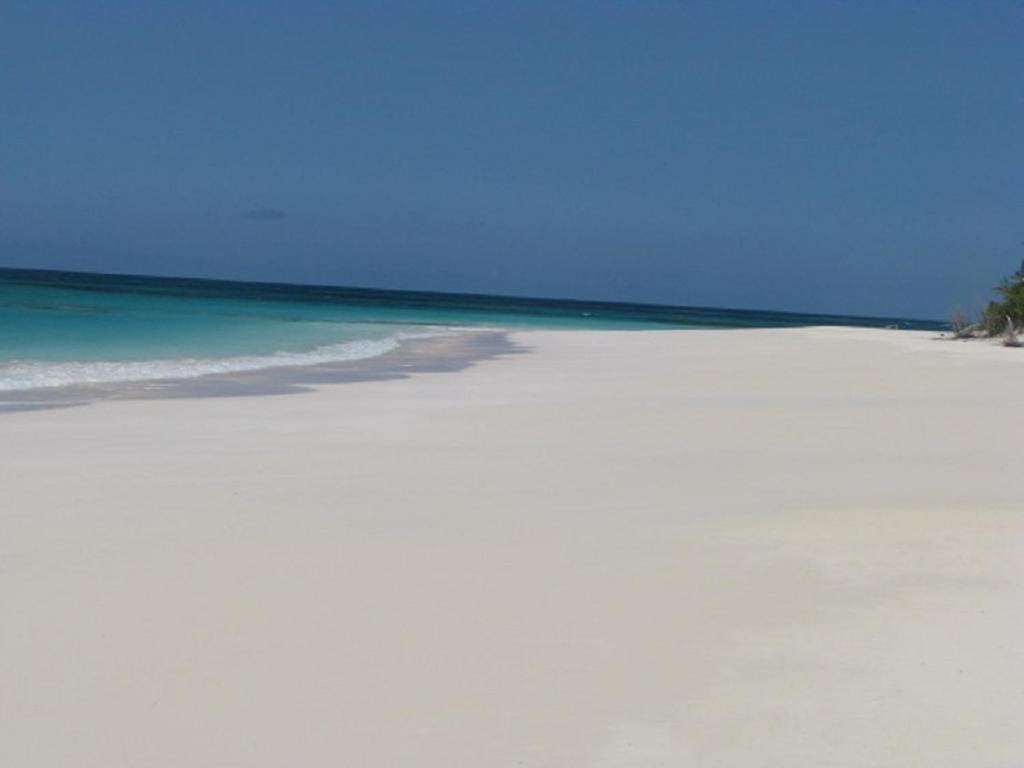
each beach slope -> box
[2,327,1021,767]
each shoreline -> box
[0,329,517,412]
[8,322,1016,414]
[3,326,1022,766]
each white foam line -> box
[0,330,450,392]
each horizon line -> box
[0,263,946,326]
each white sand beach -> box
[2,327,1022,767]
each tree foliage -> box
[982,259,1024,335]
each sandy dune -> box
[2,327,1021,766]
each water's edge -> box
[0,265,949,410]
[0,330,517,413]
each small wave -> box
[0,331,442,392]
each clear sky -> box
[2,1,1021,318]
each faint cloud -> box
[242,208,287,221]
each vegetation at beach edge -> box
[950,259,1024,347]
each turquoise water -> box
[0,267,944,392]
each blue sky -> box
[2,1,1021,318]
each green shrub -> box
[981,259,1024,336]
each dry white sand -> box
[2,327,1022,767]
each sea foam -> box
[0,332,436,392]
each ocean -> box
[0,267,944,393]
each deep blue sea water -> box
[0,267,944,392]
